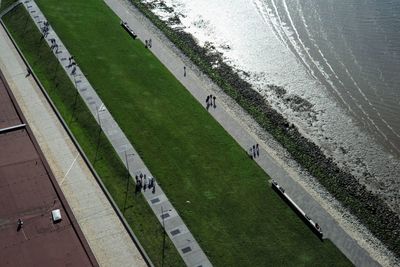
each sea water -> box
[145,0,400,211]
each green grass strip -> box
[5,1,351,266]
[2,6,184,267]
[0,0,16,13]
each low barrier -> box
[121,21,137,39]
[271,180,323,240]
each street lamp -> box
[94,104,103,163]
[161,206,171,267]
[70,72,81,123]
[123,150,135,214]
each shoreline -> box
[127,0,400,262]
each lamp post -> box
[161,206,171,267]
[94,105,102,163]
[123,151,135,214]
[70,73,80,123]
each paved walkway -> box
[21,1,211,267]
[0,23,147,267]
[19,0,387,266]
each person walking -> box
[17,218,23,231]
[184,66,186,77]
[25,68,32,77]
[213,96,216,108]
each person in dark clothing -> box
[25,68,32,77]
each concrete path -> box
[0,24,147,267]
[21,1,211,267]
[102,1,385,266]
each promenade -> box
[2,0,390,265]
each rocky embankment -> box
[130,0,400,259]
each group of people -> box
[145,38,152,48]
[206,94,216,109]
[49,38,59,53]
[67,56,77,75]
[68,55,75,67]
[135,173,156,194]
[249,144,260,159]
[41,21,50,38]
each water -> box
[145,0,400,210]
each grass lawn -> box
[0,0,16,12]
[2,6,184,267]
[5,0,352,266]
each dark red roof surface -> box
[0,78,21,129]
[0,74,97,266]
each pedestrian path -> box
[21,1,211,267]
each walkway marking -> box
[60,153,79,185]
[21,228,28,240]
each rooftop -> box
[0,76,97,266]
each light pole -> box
[94,105,103,163]
[70,73,80,123]
[161,206,171,267]
[123,151,134,214]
